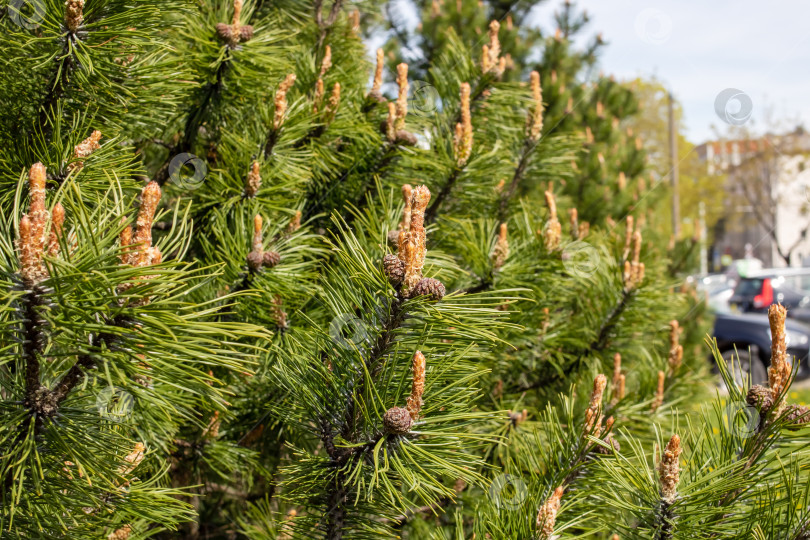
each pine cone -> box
[395,130,418,146]
[215,23,233,42]
[367,90,387,104]
[387,229,401,246]
[383,254,405,285]
[239,25,254,42]
[263,251,281,268]
[29,385,58,417]
[594,434,620,455]
[409,277,445,301]
[246,250,263,271]
[784,404,810,425]
[746,384,774,412]
[383,406,413,434]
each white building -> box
[697,129,810,268]
[773,154,810,267]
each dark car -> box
[729,272,810,316]
[712,311,810,384]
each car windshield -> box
[784,274,810,293]
[735,278,764,296]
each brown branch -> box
[320,293,407,537]
[315,0,344,47]
[654,500,675,540]
[50,352,96,404]
[20,288,47,411]
[425,168,459,225]
[37,40,75,133]
[325,470,347,539]
[498,138,536,222]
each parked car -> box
[712,311,810,384]
[686,273,736,313]
[707,285,735,313]
[728,268,810,316]
[687,273,735,295]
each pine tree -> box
[0,1,804,539]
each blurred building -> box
[697,128,810,268]
[696,138,767,175]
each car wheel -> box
[719,348,768,387]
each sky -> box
[531,0,810,143]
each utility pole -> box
[699,201,707,274]
[668,91,680,238]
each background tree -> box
[627,77,726,275]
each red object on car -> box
[753,278,773,309]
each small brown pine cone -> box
[784,404,810,426]
[215,23,233,42]
[746,384,774,413]
[409,277,445,301]
[387,229,401,246]
[239,25,254,42]
[247,250,264,271]
[383,254,405,285]
[30,385,58,417]
[263,251,281,268]
[594,434,620,455]
[383,406,413,434]
[395,131,418,146]
[367,90,387,104]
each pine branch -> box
[654,500,675,540]
[559,438,595,488]
[425,168,459,224]
[304,143,398,224]
[154,56,232,185]
[37,36,78,134]
[426,76,496,224]
[591,288,634,353]
[325,471,347,539]
[342,144,399,222]
[315,0,345,48]
[50,351,96,404]
[20,287,47,412]
[318,290,409,535]
[349,295,405,438]
[511,287,634,394]
[263,127,280,158]
[51,315,131,407]
[667,239,697,277]
[498,138,536,222]
[463,273,493,294]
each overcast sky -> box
[531,0,810,143]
